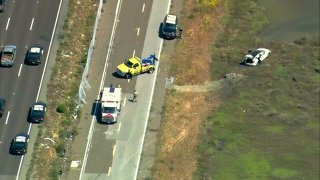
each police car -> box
[25,45,44,65]
[160,14,182,40]
[10,133,30,155]
[28,102,47,123]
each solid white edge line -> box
[17,64,22,77]
[79,0,123,179]
[6,17,10,30]
[132,49,135,57]
[30,18,34,31]
[5,111,10,124]
[133,1,172,179]
[15,0,63,179]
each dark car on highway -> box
[0,99,6,117]
[28,101,47,123]
[10,133,30,155]
[0,0,6,12]
[25,45,44,65]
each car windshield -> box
[103,107,116,113]
[13,142,25,149]
[249,50,262,58]
[163,24,176,33]
[32,110,43,117]
[28,53,40,59]
[124,60,134,68]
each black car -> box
[0,99,5,117]
[10,133,30,155]
[28,101,47,123]
[0,0,6,12]
[25,45,44,65]
[160,14,182,40]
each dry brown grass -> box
[152,0,226,179]
[28,0,97,178]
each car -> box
[0,45,17,67]
[0,99,5,117]
[160,14,182,40]
[25,45,44,65]
[28,101,47,123]
[10,133,30,155]
[242,48,271,66]
[0,0,6,12]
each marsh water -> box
[258,0,319,42]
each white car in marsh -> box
[242,48,271,66]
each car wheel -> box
[125,73,132,79]
[148,68,155,74]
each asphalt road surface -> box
[0,0,61,179]
[80,0,171,179]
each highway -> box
[75,0,171,179]
[0,0,61,179]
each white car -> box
[242,48,271,66]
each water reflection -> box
[258,0,319,42]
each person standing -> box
[133,90,138,102]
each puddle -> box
[258,0,319,42]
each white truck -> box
[100,86,121,124]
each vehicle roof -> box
[0,99,5,104]
[128,57,141,64]
[33,104,45,111]
[165,14,177,24]
[15,136,27,142]
[101,87,121,102]
[30,47,41,53]
[3,45,16,52]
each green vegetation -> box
[195,0,319,179]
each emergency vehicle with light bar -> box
[100,85,121,124]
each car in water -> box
[241,48,271,66]
[28,101,47,123]
[0,99,6,117]
[10,133,30,155]
[25,45,44,65]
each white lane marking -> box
[117,122,121,132]
[30,18,34,31]
[136,27,140,36]
[132,49,135,57]
[16,0,64,179]
[142,3,145,12]
[79,0,123,178]
[123,97,126,107]
[107,166,111,176]
[18,64,22,77]
[133,0,172,179]
[6,18,10,30]
[5,111,10,124]
[112,145,116,156]
[127,78,130,83]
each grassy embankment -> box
[26,0,96,179]
[153,0,319,179]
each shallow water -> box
[258,0,319,42]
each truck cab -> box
[116,54,157,79]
